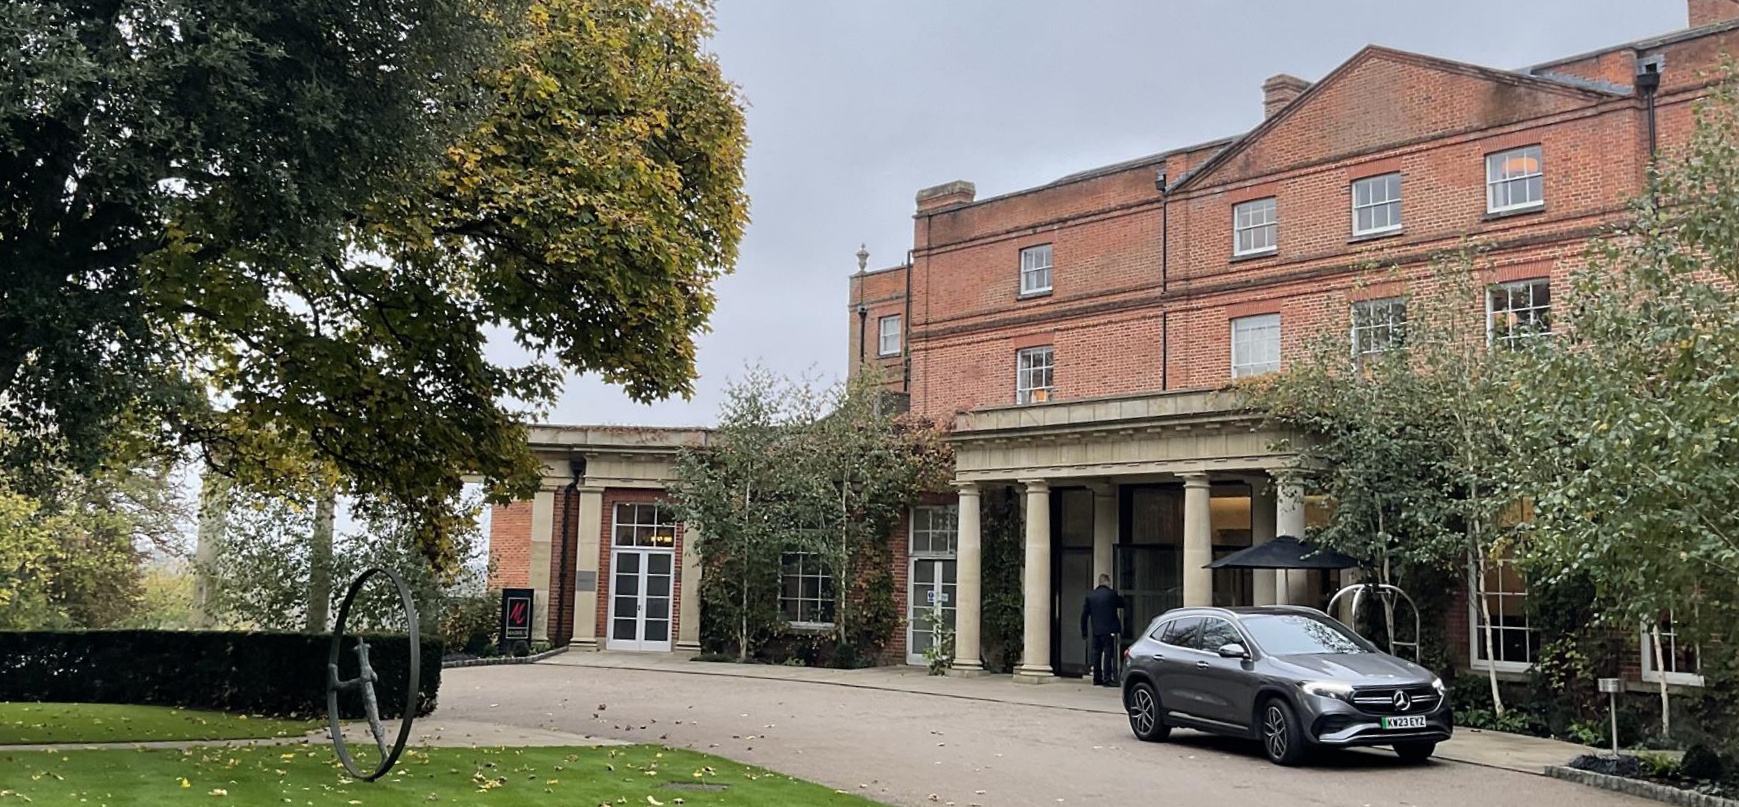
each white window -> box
[910,505,959,556]
[1487,146,1544,213]
[1351,298,1407,357]
[779,552,834,627]
[1471,556,1538,671]
[877,314,902,356]
[1487,278,1551,347]
[1230,314,1281,378]
[1233,197,1279,256]
[1016,346,1053,404]
[1019,244,1053,296]
[1641,613,1704,686]
[1351,173,1403,236]
[612,502,677,548]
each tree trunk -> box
[307,488,336,633]
[739,479,751,664]
[1651,624,1671,737]
[192,470,231,629]
[1473,548,1507,717]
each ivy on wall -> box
[977,485,1025,674]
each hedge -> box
[0,630,441,719]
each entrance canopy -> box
[1205,535,1360,570]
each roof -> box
[1526,16,1739,74]
[925,136,1238,215]
[1170,45,1622,193]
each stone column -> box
[571,486,605,649]
[1181,474,1214,607]
[1014,479,1053,683]
[1250,476,1278,607]
[1091,484,1117,586]
[1275,472,1308,606]
[677,522,703,653]
[529,489,557,641]
[951,482,985,674]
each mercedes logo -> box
[1393,691,1412,712]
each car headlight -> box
[1299,680,1355,699]
[1432,677,1446,694]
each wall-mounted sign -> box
[501,588,534,642]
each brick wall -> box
[885,25,1739,424]
[548,488,578,646]
[488,501,533,589]
[594,488,688,648]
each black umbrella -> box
[1204,535,1362,570]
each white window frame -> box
[612,502,678,548]
[910,504,959,557]
[1016,346,1054,404]
[1233,197,1279,257]
[779,552,834,629]
[1486,278,1552,347]
[1351,297,1407,358]
[1640,614,1704,687]
[1351,173,1403,237]
[1230,313,1281,378]
[1469,556,1538,674]
[1486,145,1545,214]
[877,314,902,357]
[1019,244,1053,296]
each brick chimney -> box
[1689,0,1739,27]
[1263,74,1312,118]
[915,180,976,214]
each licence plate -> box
[1382,715,1428,730]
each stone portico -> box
[944,388,1326,682]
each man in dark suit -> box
[1081,574,1124,687]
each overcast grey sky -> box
[531,0,1687,428]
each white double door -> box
[907,557,958,666]
[609,549,674,652]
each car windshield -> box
[1239,613,1374,656]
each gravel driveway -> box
[441,663,1653,807]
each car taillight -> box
[1122,647,1131,660]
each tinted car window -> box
[1240,613,1375,656]
[1195,618,1243,652]
[1157,617,1201,647]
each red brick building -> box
[495,1,1732,690]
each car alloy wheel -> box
[1126,682,1169,742]
[1263,704,1288,758]
[1260,698,1306,766]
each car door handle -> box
[1195,661,1210,669]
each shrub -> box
[440,592,499,656]
[1682,744,1726,782]
[0,630,440,719]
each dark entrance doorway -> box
[1049,487,1095,677]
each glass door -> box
[608,549,673,652]
[907,558,957,665]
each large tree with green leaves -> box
[1244,250,1533,715]
[1504,68,1739,717]
[0,447,187,629]
[2,0,748,564]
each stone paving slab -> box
[542,649,1596,774]
[0,718,624,754]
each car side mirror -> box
[1217,643,1250,660]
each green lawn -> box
[0,744,879,806]
[0,703,317,745]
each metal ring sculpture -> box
[326,567,420,782]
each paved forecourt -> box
[440,656,1657,807]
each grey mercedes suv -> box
[1120,605,1451,766]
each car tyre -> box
[1394,741,1437,764]
[1259,697,1309,766]
[1125,681,1170,742]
